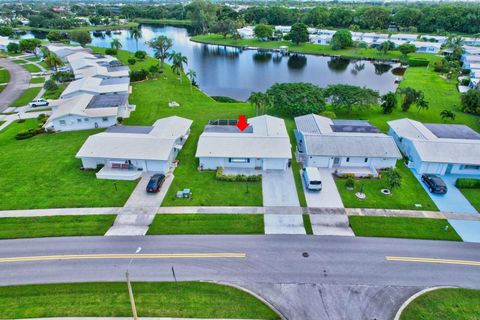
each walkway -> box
[0,58,31,112]
[105,172,174,236]
[301,168,344,208]
[309,208,354,236]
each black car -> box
[146,174,165,193]
[421,174,447,194]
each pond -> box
[26,25,403,101]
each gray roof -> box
[412,140,480,165]
[204,125,253,134]
[424,123,480,140]
[86,94,129,109]
[303,134,402,158]
[100,77,131,86]
[106,126,153,134]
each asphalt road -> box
[1,235,479,319]
[0,58,31,112]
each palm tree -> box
[44,53,63,71]
[248,92,266,116]
[186,69,197,94]
[416,95,429,116]
[129,27,142,52]
[168,51,188,83]
[110,38,122,51]
[147,35,173,69]
[440,109,456,122]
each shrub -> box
[105,48,117,55]
[129,69,149,82]
[51,71,74,83]
[15,128,44,140]
[127,58,136,65]
[44,79,58,91]
[456,178,480,189]
[319,111,337,119]
[461,68,471,75]
[331,29,352,50]
[149,64,160,74]
[345,177,355,189]
[215,167,261,182]
[134,50,147,60]
[461,89,480,115]
[212,96,240,103]
[117,117,123,124]
[7,42,20,53]
[461,78,471,86]
[408,58,429,67]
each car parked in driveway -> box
[29,98,49,107]
[421,174,447,194]
[146,174,165,193]
[302,167,322,191]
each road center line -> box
[386,256,480,267]
[0,253,246,263]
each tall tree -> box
[70,31,92,47]
[129,27,142,52]
[168,51,188,83]
[331,29,352,50]
[248,91,266,116]
[325,84,379,113]
[381,92,396,114]
[254,24,273,40]
[147,35,173,68]
[289,23,309,45]
[44,53,63,71]
[186,69,197,94]
[110,38,122,51]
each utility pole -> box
[126,247,142,320]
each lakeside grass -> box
[148,214,265,234]
[349,216,461,241]
[336,162,438,211]
[400,288,480,320]
[18,22,138,33]
[0,120,136,210]
[0,282,279,319]
[0,215,115,239]
[11,87,42,107]
[135,18,192,26]
[191,34,439,62]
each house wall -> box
[48,114,117,131]
[305,155,396,170]
[450,164,480,175]
[263,158,288,170]
[80,157,169,173]
[198,157,287,171]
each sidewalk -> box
[346,208,480,221]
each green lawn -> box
[11,59,25,64]
[22,63,42,73]
[0,215,115,239]
[11,87,42,107]
[0,85,5,94]
[459,189,480,212]
[148,214,264,234]
[0,120,136,209]
[303,214,313,235]
[18,22,139,33]
[349,216,461,241]
[43,84,67,99]
[0,282,279,319]
[192,34,439,62]
[30,77,45,84]
[336,162,437,211]
[401,288,480,320]
[285,119,307,207]
[0,68,9,83]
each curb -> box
[393,286,456,320]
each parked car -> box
[29,99,49,107]
[421,174,447,194]
[146,174,165,193]
[302,167,322,191]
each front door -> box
[446,164,453,174]
[333,157,340,166]
[255,158,263,170]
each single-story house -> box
[196,115,292,171]
[45,93,134,132]
[70,58,129,80]
[318,29,336,36]
[461,54,480,64]
[76,116,192,180]
[46,44,91,62]
[390,33,418,42]
[237,26,254,39]
[388,118,480,176]
[294,114,401,177]
[420,35,447,44]
[275,25,291,34]
[0,36,17,51]
[464,46,480,56]
[462,61,480,71]
[464,37,480,47]
[60,76,130,99]
[412,41,442,54]
[310,34,331,45]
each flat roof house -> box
[45,93,134,132]
[412,41,442,54]
[388,118,480,176]
[46,44,92,62]
[196,115,292,171]
[60,77,131,99]
[295,114,401,177]
[76,116,192,180]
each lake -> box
[27,25,402,101]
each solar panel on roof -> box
[424,123,480,140]
[86,94,129,109]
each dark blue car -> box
[421,174,447,194]
[146,174,165,193]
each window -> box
[228,158,250,163]
[102,117,108,122]
[59,120,66,125]
[346,157,350,162]
[364,158,368,163]
[84,118,89,122]
[77,118,82,123]
[463,165,480,170]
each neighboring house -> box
[421,35,448,44]
[275,25,291,34]
[46,44,92,61]
[0,36,17,51]
[294,114,401,177]
[463,37,480,47]
[390,33,418,42]
[45,93,134,132]
[318,29,336,36]
[310,34,331,45]
[388,118,480,176]
[412,41,442,54]
[463,46,480,56]
[361,32,389,45]
[69,57,129,80]
[60,77,131,99]
[196,115,292,171]
[237,26,255,39]
[76,116,193,180]
[462,61,480,71]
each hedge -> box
[408,58,429,67]
[215,167,261,182]
[455,178,480,189]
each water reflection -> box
[328,57,350,73]
[287,54,307,69]
[351,62,365,75]
[253,51,272,63]
[373,63,392,75]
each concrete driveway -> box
[0,58,31,112]
[411,170,478,214]
[301,168,344,208]
[264,214,306,234]
[262,168,300,207]
[448,220,480,243]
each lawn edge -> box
[394,286,456,320]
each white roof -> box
[391,33,418,40]
[0,36,17,46]
[388,118,438,140]
[150,116,193,138]
[60,77,130,98]
[412,41,442,49]
[74,65,130,79]
[76,116,192,161]
[48,94,118,121]
[195,115,291,159]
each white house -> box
[60,77,130,99]
[76,116,192,180]
[0,36,17,51]
[69,58,130,80]
[360,32,389,46]
[295,114,401,177]
[310,34,331,45]
[275,25,291,34]
[196,115,292,171]
[46,44,91,62]
[237,26,255,39]
[388,118,480,176]
[390,33,418,42]
[413,41,442,54]
[421,35,447,44]
[45,93,134,132]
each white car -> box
[29,99,49,107]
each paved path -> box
[264,214,306,234]
[0,235,479,319]
[0,58,31,112]
[346,208,480,221]
[309,208,354,236]
[448,220,480,243]
[105,172,174,236]
[302,168,344,208]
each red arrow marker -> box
[236,115,250,131]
